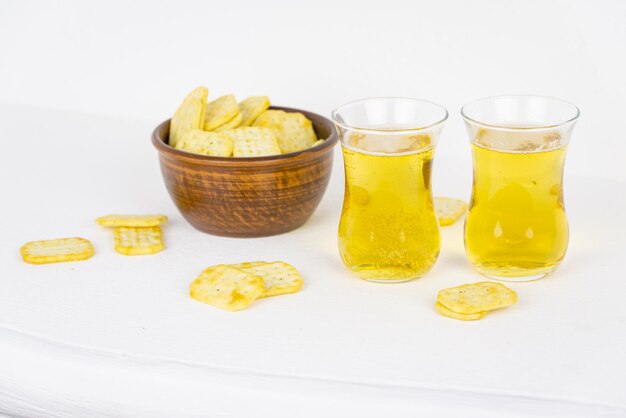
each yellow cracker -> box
[203,94,239,131]
[239,96,270,126]
[312,139,325,148]
[96,214,168,228]
[434,197,468,226]
[114,227,164,256]
[222,127,281,157]
[190,265,264,311]
[230,261,303,298]
[21,237,94,265]
[437,282,517,314]
[435,302,486,321]
[169,86,208,148]
[253,110,317,154]
[214,112,243,132]
[175,129,233,157]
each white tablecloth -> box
[0,104,624,417]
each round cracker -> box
[169,86,208,148]
[203,94,239,131]
[239,96,270,127]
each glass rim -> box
[331,96,449,134]
[461,95,580,131]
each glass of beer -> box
[331,98,448,282]
[462,96,580,281]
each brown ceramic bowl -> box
[151,106,338,237]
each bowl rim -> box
[152,105,338,164]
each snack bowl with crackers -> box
[152,88,338,237]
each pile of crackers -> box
[190,262,304,312]
[169,87,323,158]
[19,214,168,264]
[436,282,517,321]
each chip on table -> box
[230,261,304,297]
[114,227,164,256]
[169,86,208,148]
[190,265,265,312]
[435,302,487,321]
[20,237,94,265]
[253,110,317,154]
[96,214,168,228]
[437,281,517,315]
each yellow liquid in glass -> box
[465,143,568,280]
[339,146,440,282]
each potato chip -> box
[239,96,270,126]
[253,110,317,154]
[203,94,239,131]
[312,139,325,148]
[434,197,468,226]
[230,261,303,298]
[175,129,233,157]
[190,265,264,311]
[437,282,517,315]
[222,127,281,157]
[114,227,164,256]
[169,86,208,148]
[214,112,243,132]
[435,302,486,321]
[96,214,168,228]
[21,237,94,264]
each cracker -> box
[435,302,486,321]
[312,139,325,148]
[437,282,517,314]
[96,214,168,228]
[214,112,243,132]
[222,127,281,157]
[434,197,468,226]
[190,265,264,311]
[239,96,270,126]
[175,129,233,157]
[114,227,164,256]
[230,261,303,298]
[203,94,239,131]
[169,86,208,148]
[21,237,94,264]
[253,110,317,154]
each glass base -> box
[362,277,421,284]
[479,271,552,282]
[348,264,431,283]
[473,264,558,282]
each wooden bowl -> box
[151,107,338,237]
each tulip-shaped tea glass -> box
[332,98,448,282]
[462,96,580,281]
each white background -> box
[1,1,626,417]
[1,0,625,181]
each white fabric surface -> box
[0,104,625,417]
